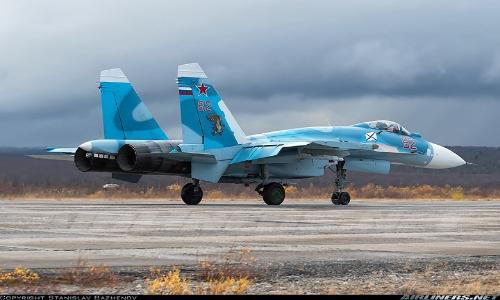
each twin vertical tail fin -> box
[99,69,168,140]
[177,63,247,149]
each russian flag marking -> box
[179,90,193,95]
[179,87,193,95]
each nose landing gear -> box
[331,162,350,205]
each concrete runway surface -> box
[0,199,499,270]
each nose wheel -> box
[331,191,350,205]
[331,162,350,205]
[181,179,203,205]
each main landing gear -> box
[256,182,285,205]
[181,179,203,205]
[331,162,350,206]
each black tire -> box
[262,182,285,205]
[331,192,341,205]
[339,192,350,205]
[181,183,203,205]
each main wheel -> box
[331,192,341,205]
[262,182,285,205]
[339,192,350,205]
[181,183,203,205]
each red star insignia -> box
[196,83,209,96]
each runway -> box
[0,199,499,270]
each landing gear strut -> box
[331,162,350,205]
[181,179,203,205]
[256,182,285,205]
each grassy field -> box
[1,254,498,295]
[2,183,500,200]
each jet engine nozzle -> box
[117,144,144,172]
[116,142,187,174]
[74,147,92,172]
[74,146,120,173]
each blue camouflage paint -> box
[177,77,241,149]
[247,125,432,167]
[178,82,204,144]
[100,81,168,140]
[46,65,465,185]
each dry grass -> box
[204,277,252,295]
[1,259,498,295]
[145,268,253,295]
[198,249,257,281]
[348,184,473,200]
[1,261,124,294]
[321,264,500,295]
[2,183,499,200]
[399,265,499,295]
[56,259,118,286]
[146,267,191,295]
[323,276,499,295]
[146,249,256,295]
[0,267,40,285]
[0,267,46,294]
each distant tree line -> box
[0,146,499,198]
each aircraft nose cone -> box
[427,143,466,169]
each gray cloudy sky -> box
[1,0,500,147]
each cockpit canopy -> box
[354,120,411,136]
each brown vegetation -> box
[0,261,121,294]
[198,248,257,281]
[145,267,252,295]
[0,267,40,285]
[1,252,256,295]
[1,182,500,200]
[1,147,500,200]
[146,249,256,295]
[323,263,500,295]
[56,259,118,286]
[1,258,498,295]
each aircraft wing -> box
[230,139,414,165]
[230,142,307,164]
[27,147,77,161]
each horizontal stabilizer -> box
[28,154,74,161]
[28,147,77,161]
[47,147,77,154]
[191,160,229,183]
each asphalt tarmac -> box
[0,199,498,270]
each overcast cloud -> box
[1,0,499,147]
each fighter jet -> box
[44,63,466,206]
